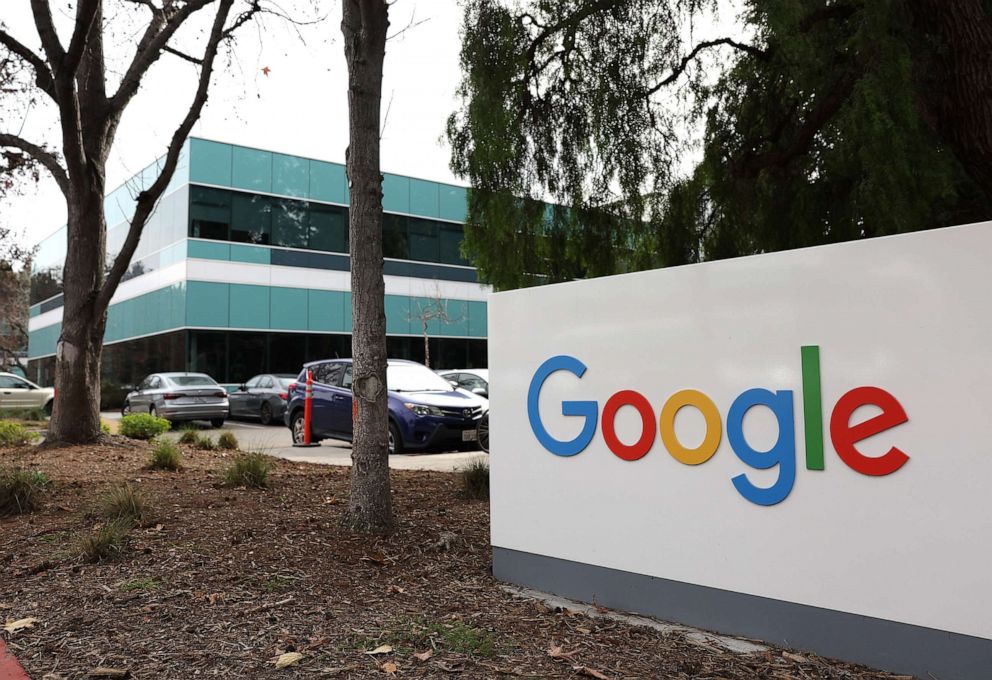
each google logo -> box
[527,346,911,506]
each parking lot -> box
[102,413,488,472]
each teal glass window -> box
[272,198,309,249]
[439,223,467,266]
[190,187,231,240]
[383,213,409,259]
[310,203,348,253]
[231,193,271,244]
[408,219,439,262]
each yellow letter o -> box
[660,389,722,465]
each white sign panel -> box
[489,222,992,647]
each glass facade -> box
[28,138,489,396]
[191,186,468,266]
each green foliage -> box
[0,408,48,422]
[148,438,183,471]
[223,453,272,489]
[448,1,991,288]
[100,421,112,435]
[119,413,171,440]
[77,520,131,563]
[0,467,49,515]
[461,459,490,500]
[177,429,200,445]
[122,576,160,591]
[0,420,39,447]
[217,431,239,450]
[418,619,497,657]
[196,435,216,451]
[97,482,155,528]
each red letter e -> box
[830,386,909,476]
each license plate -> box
[194,397,204,404]
[462,429,477,442]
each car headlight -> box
[404,403,443,417]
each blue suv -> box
[285,359,485,453]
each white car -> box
[440,369,489,398]
[0,372,55,414]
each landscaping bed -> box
[1,439,904,679]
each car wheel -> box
[211,419,225,428]
[291,410,306,444]
[260,402,273,426]
[477,413,490,453]
[388,421,404,455]
[121,400,131,416]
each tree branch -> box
[98,0,235,312]
[0,133,69,195]
[29,0,66,68]
[62,0,103,79]
[0,29,56,97]
[644,38,767,96]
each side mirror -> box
[449,380,458,388]
[26,384,36,390]
[239,384,247,392]
[472,387,488,398]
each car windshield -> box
[387,364,454,392]
[276,377,295,387]
[169,375,217,387]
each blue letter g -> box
[527,355,598,457]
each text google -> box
[527,346,910,506]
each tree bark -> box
[909,0,992,198]
[342,0,392,532]
[48,181,108,442]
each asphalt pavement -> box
[102,411,487,472]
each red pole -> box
[304,369,314,445]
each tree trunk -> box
[423,319,430,368]
[342,0,392,532]
[48,182,108,443]
[909,0,992,199]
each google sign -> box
[528,346,910,506]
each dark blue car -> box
[285,359,485,453]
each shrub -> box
[148,438,183,471]
[177,429,200,446]
[97,482,155,528]
[100,420,112,435]
[0,408,47,423]
[461,459,490,500]
[223,453,272,489]
[0,421,39,447]
[196,435,216,451]
[77,520,131,563]
[119,413,170,440]
[217,431,239,450]
[0,467,49,516]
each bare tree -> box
[407,283,466,369]
[0,227,33,374]
[342,0,392,532]
[0,1,289,443]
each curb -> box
[0,638,31,680]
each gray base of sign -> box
[492,547,992,680]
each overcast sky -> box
[2,1,464,247]
[1,1,744,249]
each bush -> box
[217,431,239,450]
[148,439,183,471]
[100,420,112,435]
[0,408,47,422]
[97,482,155,528]
[0,467,49,516]
[77,519,131,563]
[196,435,216,451]
[461,459,490,500]
[119,413,170,440]
[0,421,39,447]
[223,453,273,489]
[177,429,200,446]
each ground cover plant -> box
[223,452,272,489]
[0,420,39,447]
[119,413,171,440]
[217,431,239,450]
[0,466,48,515]
[0,440,903,679]
[148,439,183,471]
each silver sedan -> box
[122,372,229,427]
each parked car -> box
[0,372,55,414]
[285,359,485,453]
[440,369,489,399]
[122,373,229,427]
[229,374,296,425]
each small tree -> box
[342,0,393,532]
[0,227,32,374]
[407,284,466,369]
[0,1,292,443]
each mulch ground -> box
[1,439,907,679]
